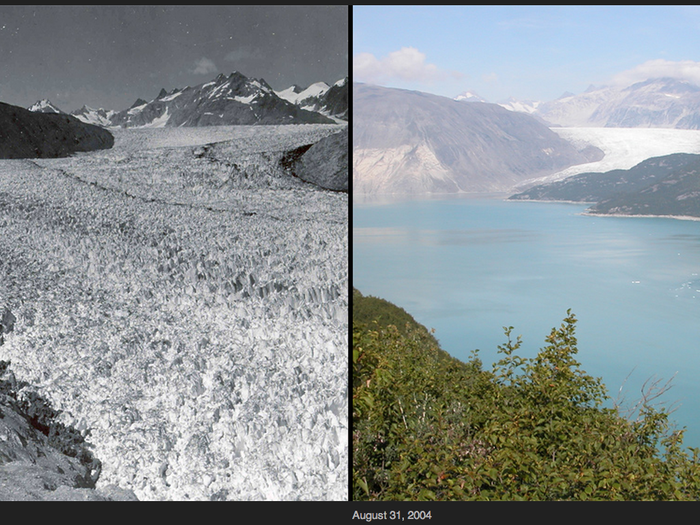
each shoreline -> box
[505,197,596,205]
[506,197,700,222]
[582,211,700,222]
[355,193,700,223]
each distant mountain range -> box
[535,78,700,129]
[26,72,348,128]
[510,152,700,218]
[276,78,348,120]
[456,77,700,129]
[354,83,602,194]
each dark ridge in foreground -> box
[0,101,114,159]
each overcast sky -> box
[0,5,348,112]
[354,6,700,103]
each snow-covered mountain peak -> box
[454,91,488,103]
[497,97,543,114]
[535,76,700,128]
[27,99,64,114]
[70,106,117,127]
[276,82,330,105]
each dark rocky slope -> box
[0,310,137,501]
[317,78,348,121]
[0,102,114,159]
[290,127,348,192]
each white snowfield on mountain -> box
[276,81,331,105]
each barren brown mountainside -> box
[353,83,602,194]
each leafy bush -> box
[353,294,700,500]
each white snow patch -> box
[455,91,486,103]
[234,94,257,104]
[277,82,329,105]
[250,80,270,93]
[302,82,330,98]
[276,86,299,104]
[160,91,183,102]
[128,103,147,115]
[208,83,229,99]
[140,107,170,128]
[498,99,542,114]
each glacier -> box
[517,127,700,188]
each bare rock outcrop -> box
[290,127,348,192]
[0,358,137,501]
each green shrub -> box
[352,294,700,501]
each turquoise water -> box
[353,194,700,449]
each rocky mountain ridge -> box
[110,72,335,128]
[533,77,700,128]
[27,73,348,128]
[463,77,700,129]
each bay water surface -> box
[354,194,700,449]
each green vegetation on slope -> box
[509,153,700,218]
[353,290,700,500]
[509,153,700,203]
[353,289,438,344]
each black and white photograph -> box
[0,5,348,501]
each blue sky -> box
[353,6,700,102]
